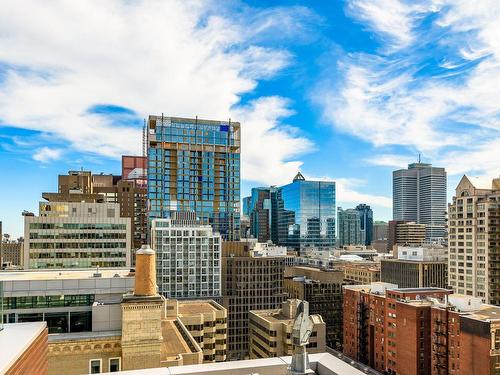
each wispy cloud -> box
[315,0,500,178]
[33,147,62,163]
[0,0,316,182]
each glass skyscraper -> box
[147,116,241,240]
[355,203,373,246]
[275,172,336,250]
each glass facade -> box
[355,204,374,246]
[147,116,241,240]
[275,174,336,250]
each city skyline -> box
[1,1,499,238]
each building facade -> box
[24,202,131,269]
[1,241,23,269]
[147,116,241,241]
[343,263,380,285]
[283,266,344,350]
[221,241,287,360]
[248,299,326,359]
[247,187,275,243]
[388,220,426,253]
[355,204,373,246]
[151,214,221,299]
[337,208,362,246]
[448,175,500,304]
[275,173,336,250]
[373,221,389,241]
[393,162,447,241]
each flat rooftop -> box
[391,287,450,293]
[101,352,374,375]
[0,322,47,373]
[161,319,199,359]
[48,330,121,342]
[460,305,500,322]
[0,268,133,281]
[178,300,223,315]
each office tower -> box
[0,241,22,269]
[24,201,131,269]
[166,299,227,363]
[355,204,373,246]
[147,116,241,241]
[242,196,251,217]
[151,212,221,299]
[274,173,335,250]
[393,162,447,241]
[248,299,326,358]
[344,284,500,375]
[43,169,147,251]
[387,220,426,252]
[337,208,362,246]
[221,240,287,360]
[448,175,500,304]
[283,266,344,350]
[373,221,388,241]
[247,187,275,243]
[381,245,447,288]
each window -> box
[89,359,101,374]
[109,358,121,372]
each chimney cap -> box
[136,244,154,255]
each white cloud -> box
[0,0,313,181]
[317,0,500,178]
[33,147,62,163]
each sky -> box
[0,0,499,238]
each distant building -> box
[151,213,221,299]
[249,299,326,358]
[448,175,500,304]
[0,241,23,269]
[373,221,388,241]
[387,220,426,253]
[355,204,373,246]
[337,208,362,246]
[239,215,250,239]
[284,266,344,350]
[247,187,276,243]
[393,162,447,241]
[121,155,147,188]
[146,116,241,241]
[24,201,131,269]
[222,240,288,360]
[343,263,380,285]
[344,283,500,375]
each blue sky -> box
[0,0,499,238]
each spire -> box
[293,172,305,182]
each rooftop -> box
[0,322,47,374]
[178,300,223,315]
[161,319,198,359]
[0,268,133,281]
[48,330,121,342]
[101,352,374,375]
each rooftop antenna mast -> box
[418,153,421,163]
[142,118,147,158]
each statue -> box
[289,300,314,375]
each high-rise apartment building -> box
[147,116,241,241]
[355,204,373,246]
[337,208,362,246]
[221,240,287,360]
[393,162,447,241]
[248,299,326,359]
[283,266,344,350]
[448,175,500,304]
[151,213,221,299]
[275,173,336,250]
[24,201,131,269]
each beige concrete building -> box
[167,299,227,363]
[343,263,380,285]
[0,241,23,269]
[388,220,426,254]
[46,246,205,374]
[448,175,500,304]
[249,299,326,359]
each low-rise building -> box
[284,266,344,350]
[1,242,23,269]
[343,263,380,285]
[249,299,326,359]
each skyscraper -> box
[393,162,447,241]
[355,204,373,246]
[448,175,500,304]
[275,172,336,250]
[337,207,362,246]
[147,116,241,240]
[246,186,277,243]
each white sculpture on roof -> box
[289,300,314,375]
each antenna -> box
[142,118,146,157]
[418,153,421,163]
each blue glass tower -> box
[275,172,336,250]
[147,116,241,240]
[355,203,373,245]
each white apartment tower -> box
[448,175,500,304]
[24,201,131,269]
[393,162,447,241]
[151,212,221,299]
